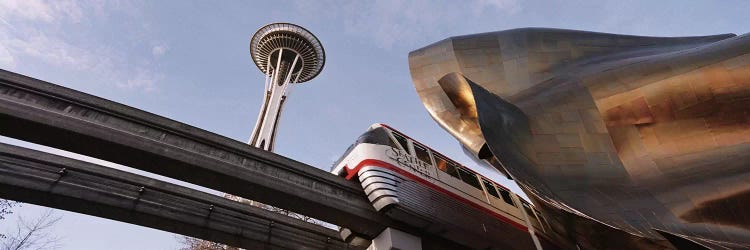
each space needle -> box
[249,23,325,151]
[217,23,326,241]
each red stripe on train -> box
[345,159,529,232]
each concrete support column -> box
[367,228,421,250]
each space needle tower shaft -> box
[249,23,325,151]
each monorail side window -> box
[392,133,410,153]
[482,179,501,199]
[457,168,482,190]
[435,155,447,171]
[413,143,432,165]
[498,187,515,206]
[435,154,460,179]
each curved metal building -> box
[408,28,750,249]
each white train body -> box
[332,124,560,249]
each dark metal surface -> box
[409,28,750,249]
[0,143,353,250]
[0,69,389,238]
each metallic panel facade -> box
[409,28,750,249]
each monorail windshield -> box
[332,127,396,170]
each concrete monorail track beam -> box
[0,69,389,239]
[0,143,357,249]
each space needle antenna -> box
[248,23,325,151]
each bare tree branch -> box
[176,235,230,250]
[0,200,16,221]
[1,209,62,250]
[0,200,18,240]
[224,194,323,225]
[179,195,328,250]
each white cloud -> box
[0,0,82,23]
[341,0,444,49]
[0,0,56,22]
[473,0,521,14]
[0,42,15,69]
[5,32,100,71]
[0,0,165,92]
[293,0,521,50]
[119,68,162,92]
[50,0,84,23]
[151,44,168,57]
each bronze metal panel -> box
[409,28,750,249]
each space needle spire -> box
[248,23,325,151]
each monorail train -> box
[331,124,564,249]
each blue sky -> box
[1,0,748,249]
